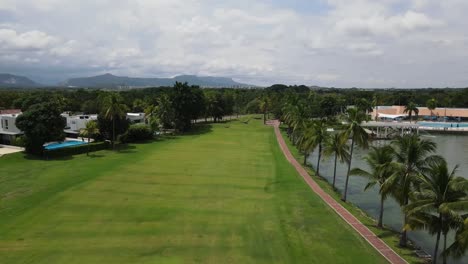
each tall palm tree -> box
[324,132,350,189]
[298,121,316,166]
[389,134,441,247]
[426,98,437,119]
[104,93,127,149]
[79,120,100,156]
[300,119,329,174]
[259,96,270,124]
[404,102,419,123]
[372,94,379,121]
[342,108,369,202]
[405,160,468,263]
[350,145,397,228]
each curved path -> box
[267,120,407,264]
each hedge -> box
[44,141,110,158]
[119,124,153,143]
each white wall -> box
[66,115,98,131]
[0,115,22,133]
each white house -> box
[0,109,23,145]
[61,112,98,137]
[126,112,146,124]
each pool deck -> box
[363,121,468,134]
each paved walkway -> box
[0,145,24,157]
[267,120,407,264]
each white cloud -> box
[0,0,466,87]
[0,29,59,51]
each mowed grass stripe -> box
[0,118,386,263]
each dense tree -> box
[170,82,204,131]
[16,101,66,154]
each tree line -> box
[280,99,468,264]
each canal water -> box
[307,133,468,264]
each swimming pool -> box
[44,140,87,150]
[418,122,468,128]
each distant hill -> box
[62,73,252,88]
[0,73,39,87]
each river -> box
[307,133,468,264]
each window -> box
[5,119,8,129]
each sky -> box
[0,0,468,88]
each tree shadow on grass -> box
[185,124,213,136]
[115,144,137,154]
[23,153,74,161]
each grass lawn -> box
[0,117,386,263]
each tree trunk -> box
[378,196,384,228]
[303,152,307,166]
[263,112,266,124]
[399,196,409,247]
[332,153,338,188]
[442,232,447,264]
[342,137,355,202]
[316,143,322,176]
[87,137,90,156]
[112,118,115,150]
[433,214,442,264]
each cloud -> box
[0,28,59,51]
[335,11,443,37]
[0,0,466,88]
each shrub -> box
[120,124,153,143]
[12,136,26,147]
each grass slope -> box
[0,118,386,263]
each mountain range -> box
[0,73,252,88]
[0,73,40,87]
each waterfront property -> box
[0,119,385,263]
[372,105,468,121]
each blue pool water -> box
[44,140,87,150]
[419,122,468,128]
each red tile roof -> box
[0,109,22,115]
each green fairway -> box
[0,118,386,263]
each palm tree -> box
[427,98,437,119]
[389,134,441,247]
[259,96,270,124]
[298,121,316,166]
[350,145,397,228]
[405,160,467,263]
[311,119,329,175]
[444,217,468,262]
[404,102,419,123]
[324,132,350,189]
[372,94,379,121]
[104,93,127,149]
[342,108,369,202]
[79,120,100,156]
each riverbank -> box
[278,125,426,264]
